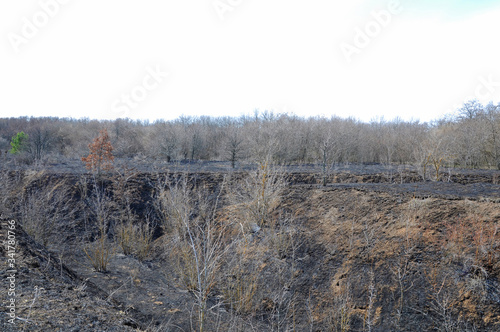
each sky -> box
[1,0,500,123]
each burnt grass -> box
[1,162,500,331]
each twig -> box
[23,286,44,330]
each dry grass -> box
[441,217,499,268]
[116,219,154,261]
[267,215,302,261]
[221,267,258,316]
[84,235,113,272]
[19,178,76,247]
[4,166,500,330]
[79,175,115,272]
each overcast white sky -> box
[1,0,500,123]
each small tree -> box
[9,131,29,154]
[226,130,244,168]
[155,175,229,332]
[229,159,286,228]
[82,129,114,175]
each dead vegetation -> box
[1,167,500,331]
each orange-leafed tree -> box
[82,129,114,175]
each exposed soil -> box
[1,163,500,331]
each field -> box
[1,162,500,331]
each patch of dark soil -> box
[321,182,500,201]
[4,159,500,185]
[0,217,148,332]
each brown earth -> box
[1,166,500,331]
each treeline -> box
[1,99,500,170]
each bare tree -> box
[27,126,52,161]
[319,130,334,186]
[414,127,454,181]
[0,110,499,170]
[480,102,500,169]
[313,121,338,186]
[155,174,231,332]
[112,119,145,158]
[225,127,244,168]
[458,99,483,121]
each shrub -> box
[80,175,115,272]
[116,219,154,261]
[228,160,286,229]
[155,174,229,331]
[9,131,29,154]
[84,235,112,272]
[19,178,75,247]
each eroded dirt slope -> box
[1,168,500,331]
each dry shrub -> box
[0,170,22,214]
[154,175,201,290]
[79,175,115,272]
[220,234,261,316]
[406,197,432,215]
[116,219,135,256]
[442,217,499,267]
[155,174,231,332]
[464,265,489,303]
[153,174,192,234]
[113,167,154,261]
[222,267,258,316]
[269,229,294,260]
[116,220,154,261]
[18,176,76,247]
[228,271,258,315]
[267,214,301,260]
[424,266,463,332]
[328,280,353,332]
[171,240,200,291]
[228,160,286,229]
[472,222,498,267]
[84,235,113,272]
